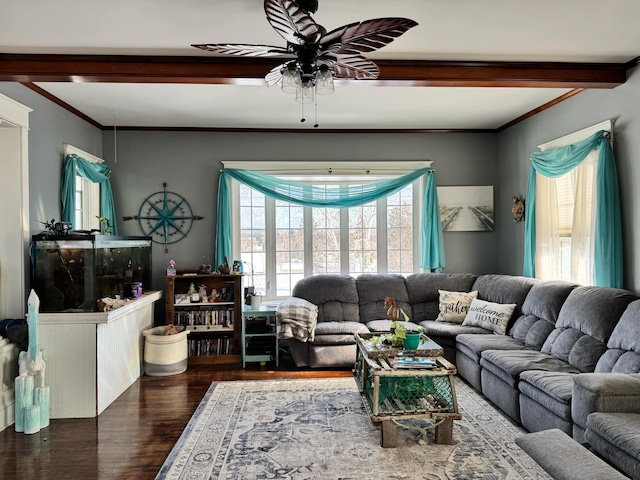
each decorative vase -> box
[403,332,422,350]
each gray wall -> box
[0,83,103,235]
[101,130,499,296]
[13,66,640,303]
[497,65,640,292]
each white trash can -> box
[143,326,190,376]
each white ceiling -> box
[2,0,639,130]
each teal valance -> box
[61,154,118,234]
[523,130,622,287]
[215,167,445,272]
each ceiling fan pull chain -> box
[314,93,319,128]
[301,100,306,123]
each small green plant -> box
[96,216,112,235]
[38,218,73,282]
[39,218,57,236]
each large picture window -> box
[235,175,419,299]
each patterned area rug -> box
[156,377,550,480]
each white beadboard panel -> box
[96,301,154,415]
[40,323,98,418]
[0,340,19,431]
[38,292,162,418]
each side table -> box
[241,305,279,368]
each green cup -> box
[403,332,422,350]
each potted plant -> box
[390,311,426,350]
[369,298,426,349]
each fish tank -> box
[31,234,152,313]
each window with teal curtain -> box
[523,130,622,287]
[215,167,445,275]
[61,154,118,235]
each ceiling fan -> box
[192,0,418,98]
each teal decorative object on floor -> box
[156,377,550,479]
[15,290,49,434]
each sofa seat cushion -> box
[480,350,580,388]
[587,412,640,460]
[420,320,491,339]
[519,371,576,419]
[311,321,369,345]
[366,319,421,333]
[456,333,526,363]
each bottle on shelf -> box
[124,259,133,298]
[187,282,200,303]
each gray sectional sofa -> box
[285,272,640,479]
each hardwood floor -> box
[0,363,352,480]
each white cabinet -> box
[39,291,162,418]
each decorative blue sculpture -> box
[15,290,49,434]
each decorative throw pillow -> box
[462,299,516,335]
[435,290,478,323]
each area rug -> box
[156,377,550,480]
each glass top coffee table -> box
[353,332,462,448]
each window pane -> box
[349,201,377,275]
[240,185,267,295]
[387,185,413,275]
[275,202,304,296]
[312,207,340,275]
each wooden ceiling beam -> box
[0,54,627,88]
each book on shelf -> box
[390,356,439,369]
[188,337,233,356]
[173,309,234,329]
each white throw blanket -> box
[276,297,318,342]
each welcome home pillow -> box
[462,299,516,335]
[435,290,478,324]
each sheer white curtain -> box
[535,149,597,284]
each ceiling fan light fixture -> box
[295,80,315,104]
[281,63,302,94]
[193,0,418,123]
[315,64,335,95]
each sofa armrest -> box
[572,373,640,430]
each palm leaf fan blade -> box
[265,63,286,87]
[328,17,418,55]
[326,55,380,80]
[191,43,290,57]
[264,0,321,45]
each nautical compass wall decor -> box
[123,182,203,252]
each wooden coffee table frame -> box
[353,333,462,448]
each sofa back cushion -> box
[542,286,637,372]
[596,299,640,373]
[291,274,360,323]
[472,274,537,321]
[356,274,410,323]
[406,273,478,322]
[510,280,579,349]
